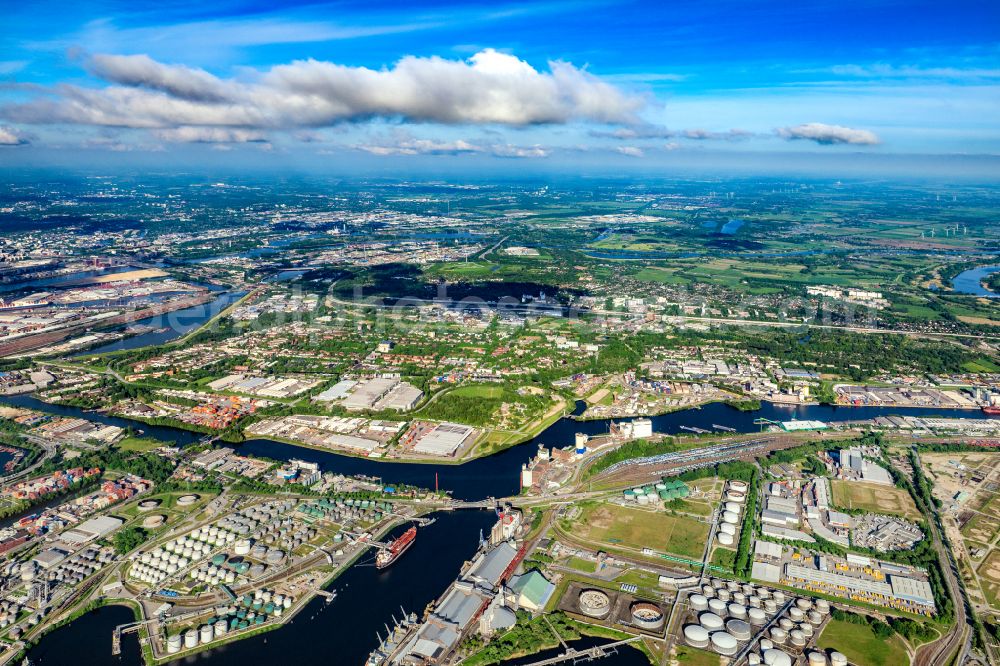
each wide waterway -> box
[4,394,997,501]
[69,289,245,357]
[951,265,1000,297]
[19,397,998,665]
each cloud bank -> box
[776,122,879,145]
[2,50,642,135]
[0,126,27,145]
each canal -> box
[5,395,998,501]
[18,396,998,665]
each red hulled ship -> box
[376,526,417,570]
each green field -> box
[816,619,908,666]
[573,503,709,559]
[830,480,921,520]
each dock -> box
[513,637,642,666]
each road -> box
[323,293,999,341]
[912,453,972,666]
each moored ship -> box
[376,526,416,570]
[984,406,1000,415]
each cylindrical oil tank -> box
[760,639,773,651]
[796,598,812,611]
[711,632,738,656]
[726,619,752,641]
[808,611,823,625]
[734,593,747,605]
[789,630,806,647]
[763,599,777,614]
[684,624,710,649]
[749,654,762,666]
[184,630,198,649]
[708,599,727,616]
[748,608,767,625]
[778,618,794,631]
[719,523,737,536]
[816,599,831,615]
[799,623,814,638]
[215,620,227,638]
[770,627,788,644]
[726,492,746,503]
[808,652,827,666]
[763,649,792,666]
[167,634,182,653]
[758,587,771,599]
[722,511,739,524]
[748,596,762,608]
[689,594,709,612]
[728,603,747,619]
[772,591,786,604]
[717,589,731,602]
[830,652,848,666]
[726,581,739,592]
[700,613,724,631]
[718,532,735,546]
[789,607,804,622]
[630,602,665,631]
[578,589,612,619]
[729,480,749,492]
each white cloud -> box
[0,61,27,75]
[663,141,681,151]
[615,146,643,157]
[356,138,483,156]
[682,128,753,141]
[87,54,231,102]
[830,64,1000,80]
[153,127,268,143]
[490,143,549,158]
[0,126,27,145]
[354,135,549,158]
[775,122,880,145]
[2,49,642,132]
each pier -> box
[513,637,642,665]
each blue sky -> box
[2,0,999,171]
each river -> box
[70,290,245,357]
[951,265,1000,297]
[5,395,997,502]
[20,396,998,665]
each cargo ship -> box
[984,406,1000,415]
[376,526,416,570]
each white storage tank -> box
[726,619,752,641]
[789,630,806,647]
[816,599,831,614]
[700,612,724,631]
[719,523,737,536]
[184,629,199,649]
[718,532,735,546]
[763,649,792,666]
[796,598,812,611]
[748,608,767,625]
[708,599,728,616]
[770,627,787,644]
[200,624,214,644]
[722,511,739,524]
[711,632,738,656]
[808,652,827,666]
[831,652,848,666]
[728,603,747,619]
[684,624,710,649]
[808,610,823,625]
[689,594,709,612]
[717,589,731,602]
[789,607,804,622]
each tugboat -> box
[983,406,1000,415]
[376,527,417,570]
